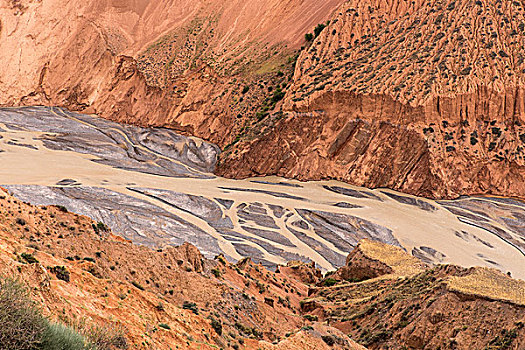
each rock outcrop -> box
[305,240,525,349]
[328,239,426,282]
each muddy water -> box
[1,106,524,278]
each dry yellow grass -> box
[358,239,426,276]
[447,267,525,306]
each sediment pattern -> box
[0,107,524,277]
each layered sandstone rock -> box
[219,0,525,199]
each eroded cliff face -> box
[218,0,525,199]
[3,0,525,198]
[0,0,343,145]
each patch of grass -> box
[40,322,90,350]
[485,329,518,349]
[303,315,318,322]
[87,325,128,349]
[358,239,425,276]
[447,267,525,306]
[322,278,338,287]
[234,323,262,338]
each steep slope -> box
[218,0,525,199]
[302,240,525,349]
[0,0,342,145]
[0,187,363,349]
[2,186,525,349]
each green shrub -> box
[305,33,314,41]
[271,89,285,103]
[56,205,68,213]
[21,253,39,264]
[50,266,70,283]
[16,218,27,226]
[211,268,222,278]
[96,222,109,232]
[486,329,518,349]
[210,317,222,336]
[303,315,318,322]
[314,23,327,37]
[158,323,171,330]
[321,335,335,346]
[92,222,109,235]
[0,276,46,350]
[131,281,144,291]
[82,322,128,350]
[182,301,199,315]
[322,278,338,287]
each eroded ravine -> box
[1,106,524,278]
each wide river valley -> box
[1,106,524,279]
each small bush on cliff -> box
[82,322,128,350]
[314,23,327,37]
[158,323,171,330]
[303,315,318,322]
[131,281,144,291]
[182,301,199,315]
[21,252,39,264]
[92,222,109,235]
[211,268,222,278]
[209,317,223,336]
[55,205,68,213]
[321,335,335,346]
[50,266,70,283]
[322,278,338,287]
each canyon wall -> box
[0,0,342,144]
[2,0,525,198]
[218,0,525,199]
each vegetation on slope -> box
[0,275,126,350]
